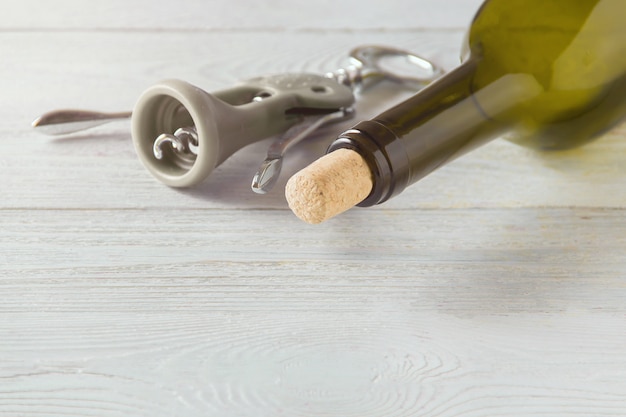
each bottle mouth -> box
[329,120,410,207]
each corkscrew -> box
[32,46,444,193]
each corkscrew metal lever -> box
[32,45,444,192]
[32,110,132,136]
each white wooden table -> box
[2,1,626,416]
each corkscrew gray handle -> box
[131,75,355,188]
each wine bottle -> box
[286,0,626,224]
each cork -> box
[285,148,374,224]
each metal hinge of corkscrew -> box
[32,46,444,194]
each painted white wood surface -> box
[1,1,626,416]
[4,0,481,30]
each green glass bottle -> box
[328,0,626,207]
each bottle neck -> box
[330,58,538,206]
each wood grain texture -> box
[4,0,483,30]
[2,208,626,416]
[1,1,626,416]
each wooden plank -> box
[0,310,624,417]
[1,208,626,416]
[2,207,626,297]
[2,31,465,123]
[4,0,483,31]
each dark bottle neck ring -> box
[328,120,410,207]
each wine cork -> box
[285,148,373,224]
